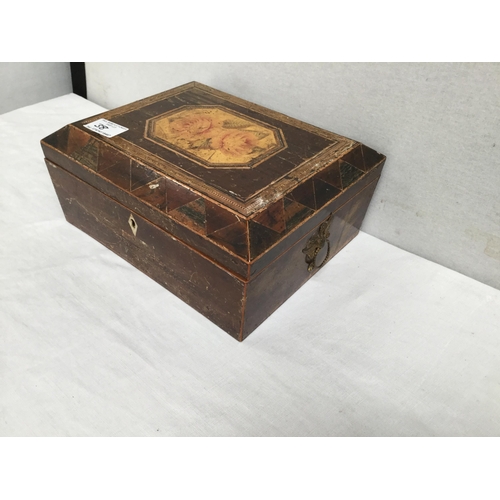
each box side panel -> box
[46,160,245,340]
[248,160,384,278]
[247,144,385,261]
[242,177,380,340]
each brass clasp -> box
[302,214,333,272]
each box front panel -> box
[46,160,246,339]
[42,127,250,278]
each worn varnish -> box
[41,82,386,341]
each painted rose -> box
[210,130,258,157]
[169,114,218,137]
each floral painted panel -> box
[146,106,286,168]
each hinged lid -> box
[41,82,385,276]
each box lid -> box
[41,82,385,276]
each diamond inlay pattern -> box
[66,126,381,262]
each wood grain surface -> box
[46,159,381,340]
[41,82,385,340]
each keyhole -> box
[128,214,138,236]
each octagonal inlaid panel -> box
[146,106,286,169]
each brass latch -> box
[302,214,333,272]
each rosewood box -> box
[41,82,385,341]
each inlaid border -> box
[78,82,356,216]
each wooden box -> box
[41,82,385,341]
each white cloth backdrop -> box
[1,94,499,436]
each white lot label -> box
[84,118,128,138]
